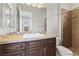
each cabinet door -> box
[44,45,56,56]
[25,50,29,56]
[29,47,43,56]
[29,40,43,48]
[1,50,25,56]
[0,46,1,55]
[43,38,56,56]
[0,42,25,54]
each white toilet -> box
[56,37,74,56]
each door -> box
[61,9,72,47]
[72,9,79,47]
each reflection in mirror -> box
[2,4,10,28]
[5,4,15,28]
[18,4,47,33]
[0,3,47,35]
[0,4,2,28]
[22,13,32,32]
[19,7,32,33]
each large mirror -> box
[0,4,3,28]
[19,7,32,32]
[0,3,15,28]
[18,4,47,33]
[3,4,11,28]
[0,3,47,34]
[3,4,15,28]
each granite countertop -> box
[0,33,56,44]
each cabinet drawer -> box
[48,38,55,43]
[1,50,25,56]
[0,42,25,53]
[44,38,56,45]
[29,40,43,48]
[29,46,43,56]
[44,43,55,47]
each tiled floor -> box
[69,47,79,56]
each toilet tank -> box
[56,37,61,46]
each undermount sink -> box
[23,33,44,38]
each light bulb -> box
[7,20,10,26]
[26,3,31,6]
[37,4,43,8]
[37,5,42,8]
[26,3,45,8]
[32,4,37,7]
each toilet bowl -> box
[56,37,73,56]
[56,46,73,56]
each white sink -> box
[23,33,44,38]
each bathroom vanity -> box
[0,4,56,56]
[0,34,56,56]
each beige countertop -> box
[0,33,56,44]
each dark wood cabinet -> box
[0,38,56,56]
[0,42,25,54]
[1,50,25,56]
[25,50,29,56]
[44,45,56,56]
[43,38,56,56]
[28,40,43,48]
[28,40,43,56]
[29,46,43,56]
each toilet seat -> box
[56,46,73,56]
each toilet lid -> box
[56,46,73,55]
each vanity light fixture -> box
[26,3,45,8]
